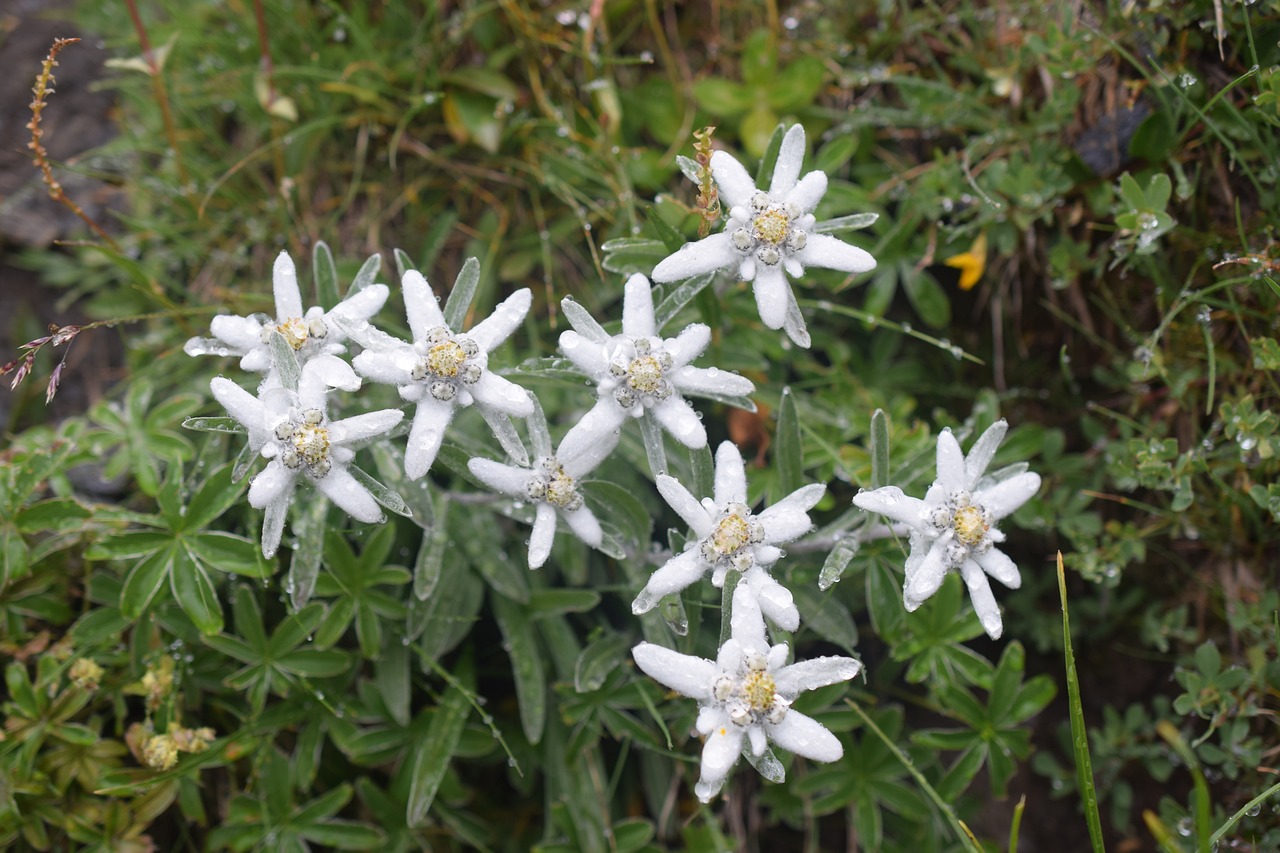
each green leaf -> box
[187,531,270,578]
[690,78,752,118]
[183,462,246,531]
[574,634,631,693]
[1058,554,1106,853]
[870,408,890,489]
[654,273,715,331]
[818,539,859,591]
[901,267,950,329]
[414,495,449,600]
[172,550,224,635]
[528,588,601,617]
[408,678,472,827]
[775,387,802,496]
[814,134,858,174]
[268,330,301,392]
[741,29,777,87]
[181,416,246,434]
[768,57,826,111]
[347,253,383,297]
[120,545,176,619]
[1,529,29,585]
[444,257,482,330]
[314,241,340,307]
[376,636,412,727]
[276,648,351,678]
[493,593,546,744]
[793,585,857,652]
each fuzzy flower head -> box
[852,419,1041,640]
[185,251,388,384]
[632,585,861,802]
[631,441,824,631]
[651,124,876,347]
[466,403,618,569]
[352,268,534,479]
[211,357,404,558]
[558,274,755,452]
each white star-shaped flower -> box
[186,251,389,383]
[851,419,1041,640]
[651,124,876,347]
[632,441,824,631]
[632,584,861,802]
[351,269,534,479]
[211,357,404,558]
[558,274,754,453]
[466,407,618,570]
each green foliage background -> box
[2,0,1279,850]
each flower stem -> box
[122,0,189,188]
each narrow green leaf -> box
[754,123,787,186]
[574,634,630,693]
[407,677,470,826]
[348,465,412,518]
[654,272,714,332]
[288,496,328,608]
[268,330,301,392]
[183,461,245,531]
[393,248,417,279]
[414,495,449,600]
[120,546,176,620]
[814,212,880,233]
[173,548,225,635]
[870,408,890,489]
[818,539,859,591]
[376,634,412,727]
[347,253,383,297]
[1059,554,1107,853]
[181,416,246,434]
[314,241,340,307]
[647,206,686,254]
[493,593,546,744]
[443,257,481,330]
[775,387,802,496]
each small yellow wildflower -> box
[69,658,105,691]
[943,232,988,291]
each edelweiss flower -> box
[211,357,404,558]
[558,274,754,452]
[632,584,860,802]
[651,124,876,347]
[466,410,618,569]
[632,441,824,630]
[352,270,534,479]
[851,420,1041,640]
[185,251,388,382]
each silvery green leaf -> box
[560,296,610,343]
[526,394,553,459]
[676,154,701,185]
[268,330,301,391]
[654,272,715,331]
[346,252,383,298]
[815,212,880,233]
[660,594,688,637]
[393,248,417,279]
[477,405,529,466]
[870,407,890,490]
[232,442,258,481]
[183,416,246,434]
[313,241,339,306]
[510,356,587,382]
[638,414,668,476]
[329,312,403,352]
[818,539,860,591]
[349,465,412,518]
[288,497,327,608]
[744,745,786,784]
[414,496,449,601]
[683,388,756,413]
[444,257,481,330]
[781,286,811,348]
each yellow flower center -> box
[276,317,310,350]
[741,671,777,711]
[544,465,577,508]
[627,355,664,392]
[953,503,988,546]
[427,341,468,378]
[292,424,331,467]
[711,513,751,556]
[752,208,790,245]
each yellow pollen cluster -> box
[752,209,790,245]
[627,355,664,392]
[292,424,331,466]
[953,503,988,546]
[544,466,577,508]
[711,513,751,555]
[741,671,777,711]
[426,341,467,378]
[70,658,104,691]
[143,735,179,771]
[275,317,310,350]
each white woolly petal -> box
[748,726,768,757]
[650,233,738,283]
[976,547,1022,590]
[964,419,1008,489]
[757,483,825,542]
[352,348,413,385]
[632,642,715,699]
[752,263,791,330]
[330,409,403,445]
[696,705,724,736]
[904,534,951,610]
[744,567,799,632]
[753,544,782,565]
[729,582,768,654]
[562,504,603,547]
[211,378,266,430]
[316,465,382,523]
[767,711,843,763]
[633,547,707,613]
[672,365,755,399]
[977,472,1041,521]
[738,256,757,281]
[468,458,532,497]
[209,314,263,351]
[696,726,744,802]
[468,372,534,417]
[796,233,877,274]
[716,638,743,671]
[664,324,711,368]
[330,283,389,324]
[248,460,295,509]
[272,252,304,319]
[710,149,759,210]
[713,441,749,506]
[784,170,828,215]
[558,401,625,477]
[774,656,862,696]
[769,124,807,198]
[241,348,271,373]
[528,503,557,569]
[260,496,288,559]
[961,558,1004,640]
[621,274,657,339]
[467,288,532,352]
[651,397,707,449]
[852,486,928,527]
[402,269,447,342]
[558,330,609,377]
[767,644,788,671]
[300,356,360,402]
[405,397,456,479]
[656,475,714,537]
[935,430,966,492]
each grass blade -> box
[1058,552,1107,853]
